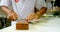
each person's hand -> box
[7,12,18,21]
[26,13,39,21]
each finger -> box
[7,16,13,21]
[28,15,35,20]
[12,16,16,21]
[26,14,35,20]
[7,15,12,19]
[34,15,39,19]
[12,15,18,21]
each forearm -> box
[36,7,47,17]
[1,6,14,15]
[1,6,18,21]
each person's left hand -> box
[26,13,39,21]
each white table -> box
[0,17,60,32]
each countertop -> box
[0,17,60,32]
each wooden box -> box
[16,20,29,30]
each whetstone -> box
[16,20,29,30]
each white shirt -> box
[0,0,46,20]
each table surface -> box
[0,17,60,32]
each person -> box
[54,0,60,10]
[54,0,60,7]
[0,0,47,22]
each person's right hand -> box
[7,12,18,21]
